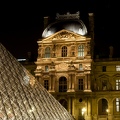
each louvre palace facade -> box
[23,12,120,120]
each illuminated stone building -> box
[34,12,120,120]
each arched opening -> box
[59,99,68,110]
[59,77,67,92]
[98,98,108,115]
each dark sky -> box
[0,0,119,59]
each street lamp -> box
[82,108,86,120]
[106,109,109,120]
[106,109,109,113]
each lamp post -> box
[106,109,109,120]
[82,108,86,120]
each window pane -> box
[79,64,83,70]
[44,80,49,90]
[116,80,120,90]
[59,77,67,92]
[45,47,50,58]
[45,66,48,71]
[78,79,83,90]
[116,98,120,112]
[62,46,67,57]
[116,65,120,71]
[78,45,84,57]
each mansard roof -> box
[42,11,87,38]
[0,43,75,120]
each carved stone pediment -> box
[56,62,68,71]
[42,30,82,42]
[52,30,79,40]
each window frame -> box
[78,45,84,57]
[45,47,51,58]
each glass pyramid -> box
[0,43,75,120]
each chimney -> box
[88,13,94,59]
[109,46,113,58]
[43,16,49,29]
[88,13,94,40]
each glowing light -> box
[106,109,109,113]
[82,108,86,115]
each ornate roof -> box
[42,11,87,38]
[0,43,75,120]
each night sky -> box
[0,0,119,59]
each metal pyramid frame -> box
[0,43,75,120]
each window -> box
[102,66,106,72]
[116,98,120,112]
[78,45,84,57]
[62,46,67,57]
[79,64,83,70]
[102,80,107,90]
[44,80,49,90]
[116,65,120,71]
[98,98,108,115]
[59,77,67,92]
[78,79,83,90]
[45,66,49,71]
[45,47,50,58]
[116,80,120,90]
[102,99,108,113]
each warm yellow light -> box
[106,109,109,113]
[82,108,86,115]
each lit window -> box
[116,65,120,71]
[78,79,83,90]
[59,77,67,92]
[44,80,49,90]
[45,47,50,58]
[116,98,120,112]
[116,80,120,90]
[45,66,49,71]
[79,64,83,70]
[78,45,84,57]
[61,46,67,57]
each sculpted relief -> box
[52,31,77,40]
[56,62,68,71]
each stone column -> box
[48,76,52,92]
[71,74,75,92]
[86,97,92,120]
[84,74,91,92]
[67,74,72,92]
[52,75,55,92]
[84,74,88,91]
[49,75,55,92]
[108,99,113,120]
[68,97,72,114]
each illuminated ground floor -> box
[51,91,120,120]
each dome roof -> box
[42,12,87,38]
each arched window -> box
[78,45,84,57]
[98,98,108,115]
[44,80,49,90]
[59,99,68,110]
[45,47,50,58]
[59,77,67,92]
[78,79,83,90]
[61,46,67,57]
